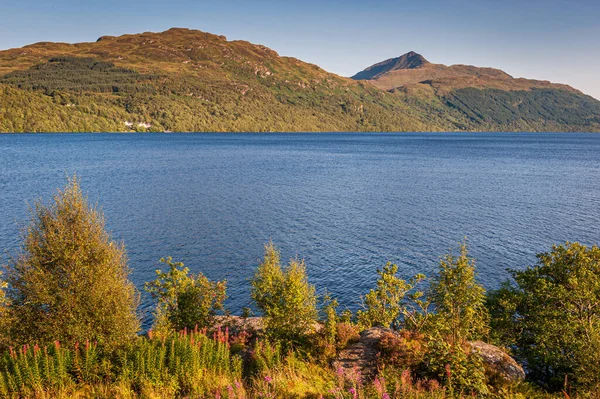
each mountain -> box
[0,29,599,133]
[351,51,577,93]
[351,51,430,80]
[351,52,600,132]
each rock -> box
[331,327,526,385]
[469,341,526,383]
[213,315,265,334]
[332,327,392,381]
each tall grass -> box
[0,327,244,398]
[0,341,72,396]
[118,326,242,396]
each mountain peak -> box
[394,51,429,69]
[351,52,429,80]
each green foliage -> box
[425,338,489,396]
[0,342,73,396]
[249,349,336,399]
[119,328,242,396]
[445,88,600,131]
[1,57,159,95]
[363,244,491,397]
[357,262,429,330]
[377,329,489,396]
[0,83,128,132]
[489,242,600,392]
[486,281,522,348]
[145,257,227,335]
[0,328,242,398]
[4,177,140,349]
[250,242,318,345]
[428,243,489,343]
[321,292,339,347]
[248,339,283,375]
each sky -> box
[1,0,599,99]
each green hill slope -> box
[0,28,598,132]
[353,52,600,132]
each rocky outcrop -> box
[332,327,525,384]
[332,327,392,380]
[469,341,525,382]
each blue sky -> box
[1,0,599,99]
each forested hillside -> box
[0,28,599,132]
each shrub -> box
[357,262,429,330]
[489,242,600,392]
[335,322,361,350]
[425,338,488,396]
[321,292,339,347]
[378,330,427,372]
[4,177,140,349]
[145,257,227,335]
[428,243,489,343]
[309,293,340,361]
[250,242,318,345]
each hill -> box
[352,52,600,131]
[0,29,599,132]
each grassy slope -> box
[0,28,598,132]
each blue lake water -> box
[1,132,599,326]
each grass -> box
[0,327,243,399]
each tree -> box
[145,257,227,335]
[251,242,318,344]
[429,243,489,343]
[489,242,600,392]
[424,243,489,396]
[4,177,140,348]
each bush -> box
[321,292,339,347]
[357,262,428,330]
[335,322,361,350]
[425,338,489,396]
[250,242,318,345]
[428,243,489,343]
[145,257,227,335]
[489,242,600,392]
[378,330,427,372]
[4,177,140,349]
